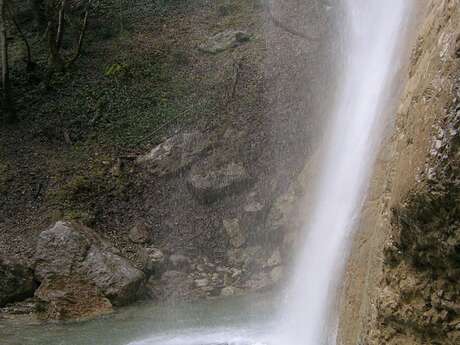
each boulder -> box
[194,278,209,288]
[220,286,243,297]
[270,266,284,284]
[223,218,246,248]
[0,258,36,307]
[199,30,250,54]
[188,162,253,203]
[265,249,282,268]
[81,246,144,306]
[244,200,264,213]
[136,131,211,176]
[128,223,152,244]
[244,272,272,291]
[138,246,165,278]
[168,254,191,272]
[266,190,297,233]
[35,276,112,321]
[227,245,265,269]
[156,270,195,300]
[34,221,145,310]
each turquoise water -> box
[0,293,278,345]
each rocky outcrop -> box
[0,258,36,307]
[34,221,145,319]
[187,161,253,203]
[137,131,211,176]
[374,97,460,345]
[199,30,250,54]
[338,3,460,345]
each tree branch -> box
[6,1,33,69]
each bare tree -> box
[0,0,11,120]
[6,2,33,70]
[45,0,92,85]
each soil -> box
[0,0,335,267]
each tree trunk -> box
[0,0,11,117]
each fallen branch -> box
[226,60,241,106]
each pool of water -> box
[0,293,279,345]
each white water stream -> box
[275,1,411,345]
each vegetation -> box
[0,0,261,229]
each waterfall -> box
[275,1,411,344]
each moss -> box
[47,158,132,226]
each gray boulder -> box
[137,131,211,176]
[138,246,165,278]
[34,221,145,308]
[199,30,250,54]
[188,162,253,203]
[168,254,191,272]
[128,223,152,244]
[0,258,36,307]
[223,218,246,248]
[266,189,297,234]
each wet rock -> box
[0,258,36,307]
[195,278,209,288]
[34,221,145,310]
[220,286,243,297]
[223,218,246,248]
[0,298,42,315]
[245,272,272,291]
[35,276,112,321]
[155,270,195,300]
[128,223,152,244]
[82,246,144,306]
[244,200,264,213]
[168,254,191,272]
[265,249,282,268]
[199,30,250,54]
[227,246,265,269]
[188,162,253,203]
[266,190,296,233]
[137,131,211,176]
[139,247,165,277]
[270,266,284,283]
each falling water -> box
[276,1,411,345]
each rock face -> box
[137,131,211,176]
[188,162,253,203]
[199,30,250,54]
[34,221,145,318]
[0,258,36,307]
[338,4,460,344]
